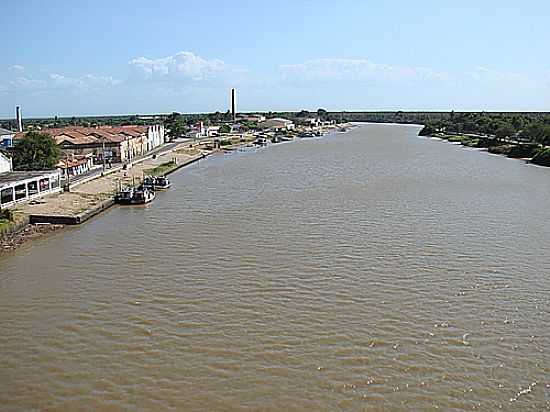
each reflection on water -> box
[1,124,550,411]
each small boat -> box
[254,137,268,146]
[153,176,171,190]
[131,187,156,204]
[142,176,171,191]
[115,187,135,205]
[142,176,156,191]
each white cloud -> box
[49,73,119,90]
[280,58,445,85]
[465,66,526,84]
[128,51,237,84]
[9,76,47,90]
[9,64,25,72]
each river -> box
[1,124,549,411]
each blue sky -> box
[1,0,550,117]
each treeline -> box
[5,111,550,146]
[416,112,550,145]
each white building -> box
[0,170,62,209]
[56,154,95,178]
[238,114,266,123]
[147,124,165,149]
[0,128,15,148]
[259,118,295,131]
[0,152,13,174]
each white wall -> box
[0,153,12,174]
[147,124,165,150]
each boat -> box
[114,187,135,205]
[142,176,171,190]
[131,187,156,204]
[153,176,171,190]
[115,186,156,205]
[142,176,156,191]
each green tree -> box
[219,124,231,134]
[13,131,62,171]
[165,115,186,140]
[495,125,515,142]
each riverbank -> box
[425,132,550,166]
[0,140,211,254]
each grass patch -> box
[0,211,27,235]
[0,218,10,230]
[442,134,480,147]
[144,161,177,177]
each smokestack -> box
[231,88,236,123]
[16,106,22,132]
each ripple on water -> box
[1,124,550,411]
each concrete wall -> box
[0,153,13,174]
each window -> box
[27,181,39,196]
[0,187,13,205]
[39,178,50,192]
[14,184,26,200]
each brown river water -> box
[1,124,550,411]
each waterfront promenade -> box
[14,140,210,222]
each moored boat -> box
[142,175,171,191]
[115,186,156,205]
[153,176,171,190]
[114,187,134,205]
[131,187,156,204]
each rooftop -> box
[0,127,14,136]
[14,125,151,146]
[0,170,59,186]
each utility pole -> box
[102,138,106,172]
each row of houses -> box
[17,124,166,164]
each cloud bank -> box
[1,51,549,116]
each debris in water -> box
[510,382,537,402]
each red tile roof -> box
[15,126,151,146]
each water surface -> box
[1,124,550,411]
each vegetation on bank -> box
[530,148,550,167]
[415,111,550,166]
[0,208,14,227]
[144,161,177,177]
[0,209,28,237]
[418,112,550,144]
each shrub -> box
[0,208,14,222]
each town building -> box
[0,170,62,209]
[237,114,266,123]
[259,118,295,131]
[15,125,165,165]
[57,154,95,178]
[0,128,15,148]
[0,152,13,174]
